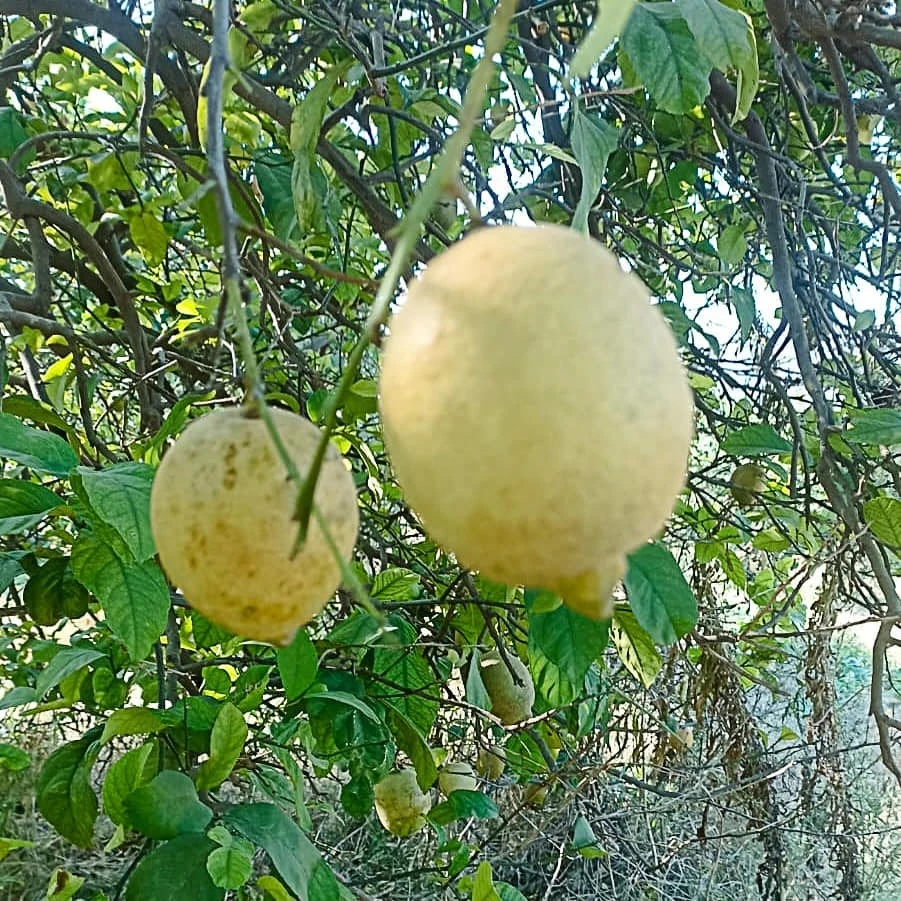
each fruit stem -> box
[206,1,376,618]
[291,0,520,547]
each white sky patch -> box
[85,86,123,116]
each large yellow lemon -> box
[379,224,694,618]
[150,406,358,644]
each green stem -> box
[225,275,375,612]
[292,0,519,546]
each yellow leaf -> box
[42,354,73,382]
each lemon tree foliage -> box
[0,1,899,900]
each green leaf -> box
[0,479,60,533]
[611,607,662,688]
[125,834,224,901]
[224,803,341,901]
[192,611,234,649]
[621,5,712,114]
[657,301,696,346]
[0,685,37,710]
[23,556,89,625]
[845,409,901,447]
[289,67,343,158]
[730,287,756,344]
[339,771,374,819]
[256,875,293,901]
[0,837,35,864]
[527,595,609,684]
[678,0,754,72]
[472,861,502,901]
[429,790,498,826]
[677,0,758,120]
[36,728,101,848]
[102,743,155,827]
[290,156,325,235]
[570,0,640,77]
[1,394,73,433]
[71,533,169,660]
[146,391,215,454]
[732,22,759,122]
[504,733,547,779]
[853,310,876,332]
[570,109,619,232]
[719,547,746,589]
[196,703,248,791]
[290,66,343,233]
[516,142,578,164]
[277,628,318,700]
[303,690,381,722]
[529,647,575,707]
[0,107,31,163]
[101,707,167,744]
[75,464,156,561]
[488,115,515,142]
[571,814,599,849]
[128,211,170,267]
[350,377,378,396]
[624,543,698,645]
[496,885,529,901]
[254,152,295,239]
[385,708,437,792]
[465,647,491,710]
[125,771,213,840]
[0,742,30,771]
[717,224,747,267]
[371,640,438,737]
[206,845,254,890]
[35,646,105,699]
[0,552,23,592]
[752,527,791,552]
[370,568,421,600]
[87,151,140,194]
[45,868,84,901]
[863,497,901,548]
[721,424,793,456]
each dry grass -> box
[1,634,899,901]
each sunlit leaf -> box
[863,497,901,547]
[611,607,662,688]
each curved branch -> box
[710,71,901,783]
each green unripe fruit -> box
[373,769,431,837]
